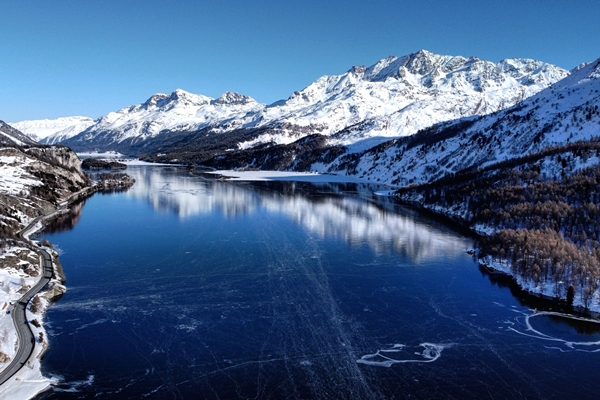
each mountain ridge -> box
[10,116,95,144]
[0,120,39,146]
[11,49,569,156]
[326,54,600,186]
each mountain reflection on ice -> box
[125,166,469,261]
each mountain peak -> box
[404,49,440,75]
[213,91,257,106]
[168,89,210,104]
[359,50,568,92]
[142,93,170,109]
[142,89,211,110]
[348,65,367,75]
[412,49,434,58]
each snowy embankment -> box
[0,245,62,398]
[0,245,60,399]
[0,151,71,398]
[478,255,600,313]
[398,190,600,314]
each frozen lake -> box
[36,166,600,399]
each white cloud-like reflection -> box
[125,166,469,261]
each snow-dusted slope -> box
[41,50,567,154]
[0,121,38,146]
[331,57,600,186]
[9,116,94,143]
[70,89,263,147]
[259,50,568,145]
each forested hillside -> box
[396,140,600,309]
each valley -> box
[2,48,600,398]
[9,51,600,311]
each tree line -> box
[396,142,600,308]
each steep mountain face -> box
[384,59,600,310]
[0,128,90,236]
[326,57,600,186]
[9,116,94,143]
[0,120,38,146]
[61,89,263,153]
[259,50,567,145]
[26,50,567,155]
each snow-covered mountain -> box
[259,50,567,145]
[9,116,94,143]
[0,121,38,146]
[68,90,263,147]
[327,56,600,186]
[19,50,567,154]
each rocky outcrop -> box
[81,158,127,170]
[95,172,136,191]
[0,140,91,239]
[213,91,257,106]
[42,281,67,302]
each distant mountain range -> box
[327,56,600,187]
[10,50,569,165]
[138,53,599,187]
[9,49,600,189]
[5,49,600,311]
[10,116,94,143]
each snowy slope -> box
[68,90,263,147]
[0,121,38,146]
[9,116,94,143]
[36,50,567,154]
[258,50,568,145]
[328,57,600,187]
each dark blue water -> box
[36,166,600,399]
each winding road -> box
[0,189,86,387]
[0,185,93,387]
[0,248,52,386]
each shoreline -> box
[0,186,98,399]
[479,255,600,318]
[397,197,600,317]
[102,164,600,318]
[202,169,391,184]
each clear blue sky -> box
[1,0,599,122]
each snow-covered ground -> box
[0,150,67,397]
[0,245,58,399]
[0,356,53,400]
[0,154,41,196]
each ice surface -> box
[36,165,600,399]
